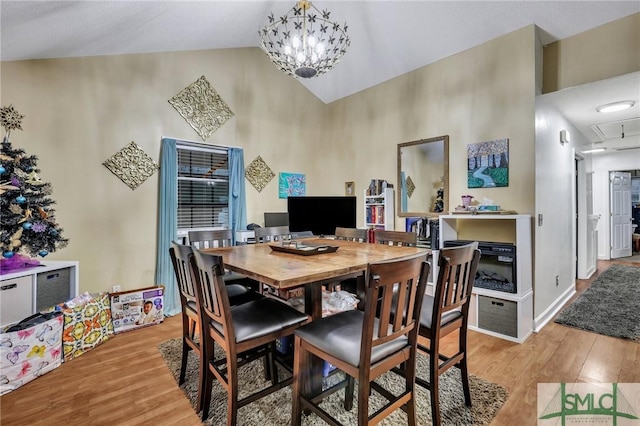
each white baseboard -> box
[533,285,576,332]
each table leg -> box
[302,282,323,397]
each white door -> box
[610,171,632,258]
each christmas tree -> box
[0,105,68,270]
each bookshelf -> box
[364,187,394,230]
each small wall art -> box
[467,138,509,188]
[245,156,275,193]
[405,175,416,198]
[279,172,306,198]
[345,181,354,196]
[103,141,159,190]
[168,75,234,141]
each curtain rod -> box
[160,135,241,150]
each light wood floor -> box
[1,259,638,425]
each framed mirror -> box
[397,135,449,217]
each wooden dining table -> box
[201,237,430,396]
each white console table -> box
[0,260,79,328]
[439,214,533,343]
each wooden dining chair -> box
[335,227,368,242]
[332,227,369,302]
[254,225,291,243]
[415,242,480,426]
[190,249,309,425]
[168,242,206,413]
[169,241,269,414]
[291,252,430,426]
[187,229,260,292]
[374,229,417,247]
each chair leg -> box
[201,338,215,421]
[430,339,442,426]
[405,350,418,426]
[460,328,472,407]
[344,375,355,410]
[357,375,370,425]
[269,344,278,386]
[291,337,304,426]
[227,357,239,426]
[179,338,190,385]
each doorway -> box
[610,171,632,258]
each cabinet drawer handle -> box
[491,301,504,307]
[1,284,17,291]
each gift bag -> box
[61,292,114,362]
[0,311,64,395]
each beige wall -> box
[0,48,327,293]
[543,13,640,93]
[328,25,537,226]
[1,25,538,294]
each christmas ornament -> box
[22,222,32,230]
[38,250,49,257]
[0,105,24,133]
[32,222,47,232]
[0,181,19,195]
[3,251,15,258]
[0,165,5,174]
[25,171,45,185]
[48,229,58,237]
[15,195,26,203]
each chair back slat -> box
[190,250,232,332]
[254,226,291,243]
[374,230,417,247]
[434,242,480,317]
[169,242,197,301]
[188,229,234,249]
[335,227,368,242]
[361,253,430,362]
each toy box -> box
[110,286,164,334]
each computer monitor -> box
[287,196,357,236]
[264,212,289,227]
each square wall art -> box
[279,172,306,198]
[467,138,509,188]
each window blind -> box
[177,144,229,230]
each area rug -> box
[555,264,640,341]
[158,338,507,425]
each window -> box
[177,144,229,232]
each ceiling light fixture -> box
[595,100,635,113]
[581,148,607,154]
[259,1,350,79]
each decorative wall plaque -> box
[405,175,415,198]
[245,156,275,193]
[168,75,234,141]
[103,141,159,190]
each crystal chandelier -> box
[259,1,350,79]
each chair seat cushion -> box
[224,270,250,284]
[210,298,308,343]
[294,310,408,367]
[420,295,462,329]
[226,284,264,306]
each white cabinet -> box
[439,214,533,343]
[0,261,79,328]
[364,188,394,230]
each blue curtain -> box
[228,148,247,245]
[401,171,408,212]
[155,138,180,316]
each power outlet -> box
[555,275,559,287]
[112,285,121,293]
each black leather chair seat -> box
[187,284,263,311]
[420,295,462,329]
[210,298,308,343]
[294,310,408,367]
